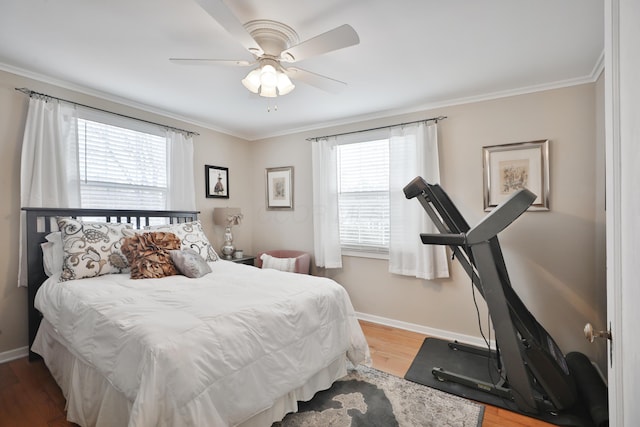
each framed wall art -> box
[205,165,229,199]
[265,166,294,210]
[482,140,549,211]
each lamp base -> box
[221,226,235,259]
[221,245,235,259]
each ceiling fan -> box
[170,0,360,97]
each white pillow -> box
[145,220,219,262]
[41,231,63,277]
[260,253,296,272]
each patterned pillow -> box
[57,218,132,282]
[170,248,212,278]
[260,253,297,272]
[121,232,182,279]
[145,220,219,262]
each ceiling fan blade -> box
[280,24,359,63]
[194,0,263,56]
[285,67,347,93]
[169,58,254,66]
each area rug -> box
[273,364,484,427]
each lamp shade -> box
[241,69,261,93]
[277,73,295,95]
[260,85,277,98]
[213,207,242,226]
[260,64,278,88]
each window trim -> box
[341,248,389,260]
[78,107,165,137]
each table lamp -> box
[213,207,243,259]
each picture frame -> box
[265,166,294,210]
[482,140,549,211]
[205,165,229,199]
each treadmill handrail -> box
[466,189,536,244]
[420,233,466,246]
[403,176,428,200]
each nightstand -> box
[229,255,256,266]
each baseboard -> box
[356,312,496,350]
[0,346,29,364]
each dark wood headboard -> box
[23,207,200,361]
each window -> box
[337,139,390,254]
[77,115,167,210]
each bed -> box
[24,207,370,427]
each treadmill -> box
[402,176,608,427]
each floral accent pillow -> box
[121,232,182,279]
[170,248,212,278]
[145,220,219,262]
[57,218,132,282]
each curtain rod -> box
[305,115,447,141]
[15,87,200,136]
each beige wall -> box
[0,69,254,354]
[251,82,606,368]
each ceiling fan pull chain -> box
[266,101,278,113]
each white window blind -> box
[337,139,390,252]
[78,118,167,210]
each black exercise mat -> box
[404,337,596,427]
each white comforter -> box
[35,260,370,427]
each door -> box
[605,0,640,425]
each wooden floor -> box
[0,320,555,427]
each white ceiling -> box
[0,0,604,140]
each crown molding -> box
[0,62,247,140]
[2,51,605,142]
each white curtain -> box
[166,130,196,210]
[19,97,80,287]
[388,122,449,279]
[311,137,342,268]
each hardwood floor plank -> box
[0,382,55,427]
[0,362,18,389]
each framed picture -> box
[265,166,294,210]
[205,165,229,199]
[482,140,549,211]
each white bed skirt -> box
[33,319,348,427]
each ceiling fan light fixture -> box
[242,62,296,98]
[276,72,295,95]
[260,85,277,98]
[259,64,278,88]
[241,68,261,93]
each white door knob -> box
[584,323,611,342]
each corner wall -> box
[250,82,606,368]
